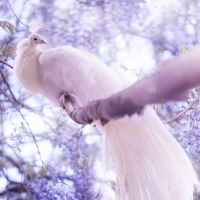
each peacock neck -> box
[14,44,43,94]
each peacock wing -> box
[38,46,128,106]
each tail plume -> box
[98,106,199,200]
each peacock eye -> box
[34,38,37,41]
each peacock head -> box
[29,33,47,46]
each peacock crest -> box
[29,21,42,34]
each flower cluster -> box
[28,177,77,200]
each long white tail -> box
[98,106,199,200]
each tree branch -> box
[0,60,13,69]
[167,93,200,124]
[0,150,21,171]
[6,0,28,28]
[0,69,18,102]
[0,88,16,104]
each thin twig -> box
[188,98,198,137]
[0,59,13,69]
[0,68,17,101]
[167,93,200,123]
[0,88,16,104]
[6,0,28,28]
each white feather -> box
[14,38,43,93]
[29,21,42,34]
[14,36,199,200]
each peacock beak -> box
[40,40,47,44]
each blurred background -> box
[1,0,200,199]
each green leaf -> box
[178,45,191,53]
[0,44,15,60]
[0,21,15,33]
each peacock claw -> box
[58,92,67,110]
[59,92,83,114]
